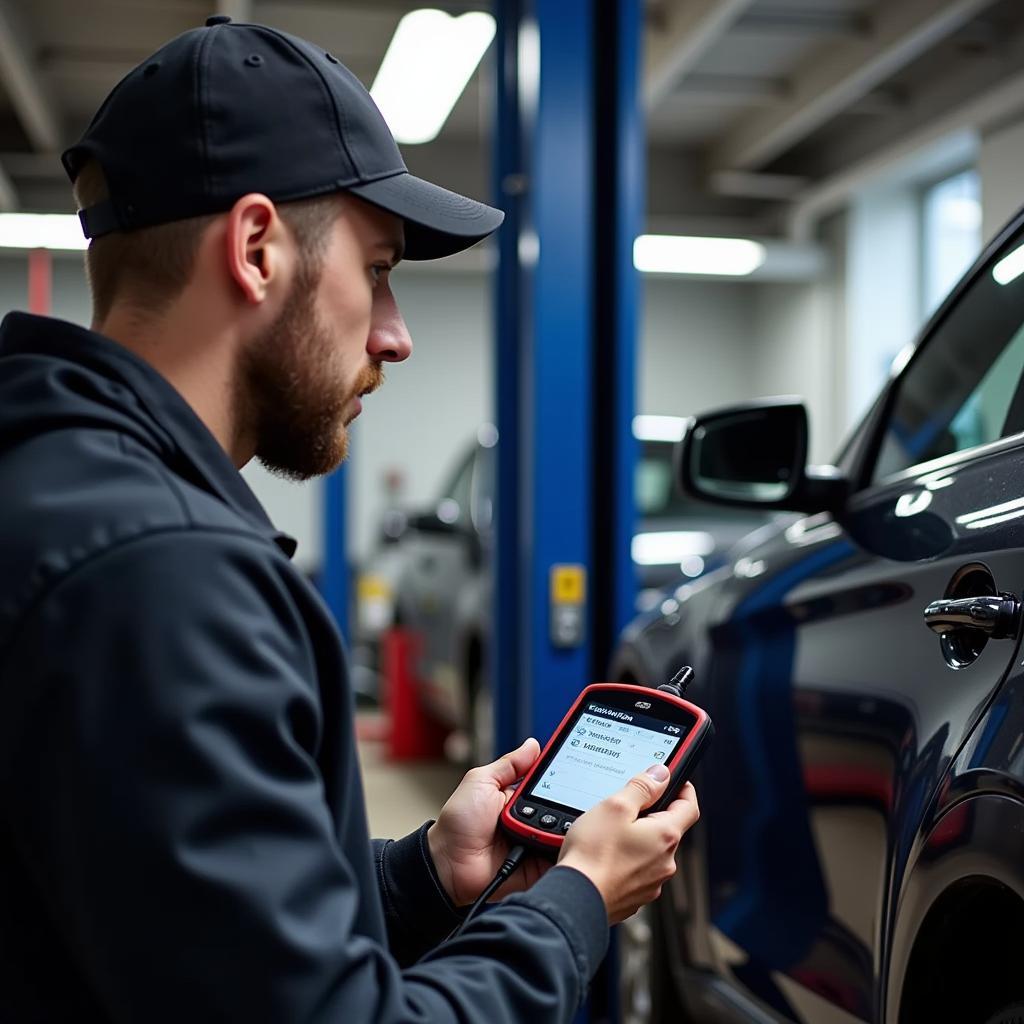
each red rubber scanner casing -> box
[499,682,713,856]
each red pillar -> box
[28,248,52,315]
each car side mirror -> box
[678,398,847,513]
[378,509,409,545]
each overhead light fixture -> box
[993,243,1024,287]
[371,9,496,145]
[632,415,687,442]
[0,213,87,251]
[633,234,766,276]
[631,530,715,566]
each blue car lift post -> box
[492,0,644,1019]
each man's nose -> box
[367,288,412,363]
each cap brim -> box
[348,173,504,261]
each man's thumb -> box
[621,763,670,812]
[486,736,541,788]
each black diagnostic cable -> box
[657,664,694,699]
[448,844,527,939]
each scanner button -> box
[518,804,537,819]
[538,813,560,830]
[560,818,574,834]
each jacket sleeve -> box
[372,824,469,964]
[2,529,609,1024]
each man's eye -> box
[370,264,389,286]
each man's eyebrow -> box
[375,238,404,266]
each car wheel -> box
[985,1004,1024,1024]
[619,904,683,1024]
[469,668,494,765]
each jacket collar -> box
[0,312,297,559]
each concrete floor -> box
[356,714,462,838]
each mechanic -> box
[0,18,700,1023]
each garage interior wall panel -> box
[638,278,753,419]
[348,271,493,561]
[0,257,28,322]
[845,188,920,437]
[979,117,1024,246]
[751,281,837,466]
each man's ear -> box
[224,193,289,305]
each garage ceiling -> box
[1,0,1023,239]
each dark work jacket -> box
[0,313,608,1023]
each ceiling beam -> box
[0,0,61,152]
[677,73,785,107]
[737,7,867,38]
[644,0,756,110]
[711,170,807,200]
[786,23,1024,241]
[710,0,999,173]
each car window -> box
[636,440,764,525]
[873,227,1024,481]
[470,446,495,533]
[438,450,475,526]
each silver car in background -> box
[354,418,766,758]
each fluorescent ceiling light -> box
[993,243,1024,287]
[634,234,766,276]
[0,213,87,251]
[632,530,715,565]
[371,9,495,145]
[633,415,687,442]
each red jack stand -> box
[380,628,449,761]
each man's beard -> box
[237,257,383,482]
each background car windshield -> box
[636,441,760,523]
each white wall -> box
[639,278,755,418]
[348,269,492,562]
[751,283,837,464]
[979,118,1024,245]
[844,186,920,435]
[0,256,27,317]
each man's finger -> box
[643,782,700,834]
[615,764,671,815]
[482,736,540,789]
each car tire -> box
[985,1005,1024,1024]
[619,903,687,1024]
[468,667,494,765]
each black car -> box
[611,205,1024,1024]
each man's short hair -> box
[73,161,340,322]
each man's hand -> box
[427,738,550,907]
[558,766,700,924]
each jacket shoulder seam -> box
[117,431,194,526]
[0,524,279,667]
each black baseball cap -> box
[61,16,504,260]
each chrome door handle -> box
[924,593,1021,640]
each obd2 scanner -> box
[451,667,712,936]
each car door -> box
[697,216,1024,1023]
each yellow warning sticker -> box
[551,564,586,604]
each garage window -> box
[873,225,1024,481]
[921,169,982,318]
